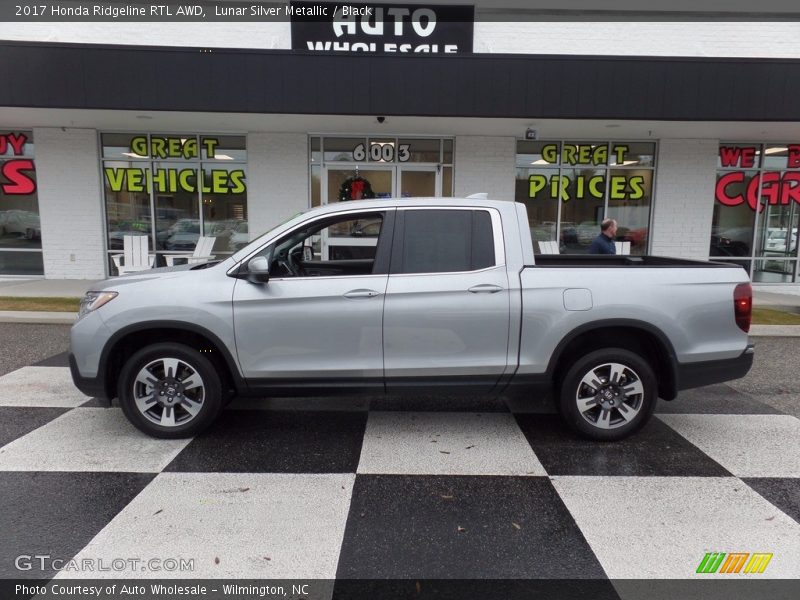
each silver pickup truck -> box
[70,198,754,440]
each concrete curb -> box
[749,325,800,337]
[0,311,78,324]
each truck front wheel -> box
[557,348,657,441]
[118,343,222,439]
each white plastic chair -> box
[538,241,560,254]
[615,241,631,255]
[111,235,155,275]
[165,236,217,266]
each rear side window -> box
[395,209,496,274]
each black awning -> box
[1,41,798,121]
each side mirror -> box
[247,256,270,284]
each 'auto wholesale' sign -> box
[290,2,474,54]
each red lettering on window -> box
[740,147,756,168]
[788,145,800,169]
[719,146,743,168]
[715,172,745,206]
[1,160,36,195]
[781,172,800,205]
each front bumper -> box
[675,344,755,391]
[69,353,108,399]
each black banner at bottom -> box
[3,578,799,600]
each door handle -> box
[343,289,382,299]
[468,284,504,294]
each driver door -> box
[232,208,393,384]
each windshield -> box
[230,209,311,263]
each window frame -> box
[248,208,395,281]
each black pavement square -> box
[656,384,782,415]
[0,407,70,449]
[0,472,155,578]
[515,414,732,477]
[742,478,800,524]
[336,474,608,579]
[32,352,70,368]
[164,409,367,473]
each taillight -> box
[733,282,752,333]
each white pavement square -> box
[0,408,191,472]
[551,476,800,579]
[56,473,356,579]
[0,366,90,408]
[357,411,547,476]
[657,414,800,478]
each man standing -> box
[588,218,617,254]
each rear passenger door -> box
[383,207,511,392]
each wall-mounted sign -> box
[290,2,474,54]
[104,135,246,194]
[528,143,646,202]
[715,144,800,212]
[0,132,36,195]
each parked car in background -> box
[228,221,250,253]
[765,229,798,253]
[0,210,41,240]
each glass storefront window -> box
[324,137,365,162]
[102,133,247,275]
[397,138,440,163]
[0,130,42,275]
[516,140,655,255]
[713,142,800,282]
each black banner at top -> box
[290,2,474,54]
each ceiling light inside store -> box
[122,152,147,158]
[530,159,549,165]
[764,147,788,154]
[621,160,639,165]
[213,154,234,160]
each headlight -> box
[79,291,118,318]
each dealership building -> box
[1,2,800,287]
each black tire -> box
[118,343,222,439]
[557,348,657,441]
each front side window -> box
[266,211,386,278]
[395,209,496,274]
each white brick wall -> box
[247,133,309,238]
[34,128,106,279]
[454,136,516,202]
[650,139,718,259]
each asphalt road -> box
[0,323,796,417]
[0,323,71,376]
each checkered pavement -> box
[1,355,798,596]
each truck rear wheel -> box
[118,343,222,439]
[557,348,657,441]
